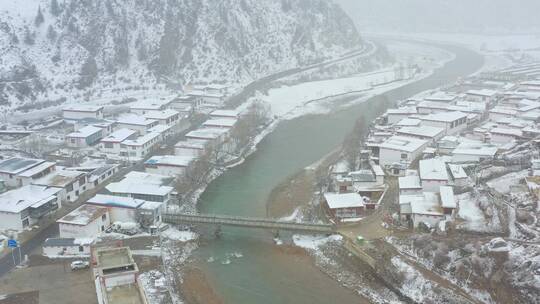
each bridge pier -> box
[215,225,222,239]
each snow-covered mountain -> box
[0,0,362,109]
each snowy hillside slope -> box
[0,0,362,109]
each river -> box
[192,41,484,304]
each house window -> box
[79,246,84,252]
[104,142,114,149]
[101,225,104,232]
[102,214,107,221]
[400,153,408,159]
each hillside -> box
[0,0,362,109]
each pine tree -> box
[24,28,35,45]
[35,6,44,26]
[46,25,57,41]
[50,0,60,16]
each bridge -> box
[162,213,335,234]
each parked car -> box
[70,260,90,270]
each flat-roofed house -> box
[489,107,517,121]
[419,158,449,192]
[210,109,239,119]
[144,155,195,176]
[419,111,468,135]
[185,128,229,146]
[489,127,524,144]
[466,89,499,104]
[399,174,422,195]
[130,100,171,115]
[116,114,159,135]
[0,185,61,230]
[0,157,56,188]
[143,109,181,128]
[106,171,174,204]
[202,118,238,129]
[33,169,88,203]
[399,192,445,228]
[451,142,498,163]
[120,132,161,160]
[86,194,163,228]
[42,238,94,257]
[385,107,417,124]
[100,128,138,155]
[323,192,367,222]
[424,92,458,104]
[396,126,445,143]
[439,186,456,215]
[379,136,429,167]
[66,125,103,148]
[174,140,206,158]
[57,204,110,238]
[63,105,104,120]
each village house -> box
[74,118,116,137]
[378,135,429,167]
[65,164,119,190]
[143,109,181,128]
[174,140,206,158]
[399,192,445,228]
[210,109,239,119]
[398,174,422,195]
[57,204,110,238]
[385,107,418,124]
[395,118,422,127]
[489,127,524,144]
[451,141,498,163]
[130,100,171,115]
[42,238,94,257]
[99,128,138,155]
[519,80,540,91]
[0,157,56,188]
[424,91,458,104]
[144,155,195,176]
[86,194,163,228]
[184,127,229,146]
[323,192,367,222]
[66,125,104,148]
[396,126,445,143]
[416,101,451,114]
[169,97,195,114]
[465,89,499,104]
[120,132,162,161]
[489,107,517,121]
[202,118,238,129]
[93,247,147,304]
[33,169,88,203]
[187,90,225,106]
[447,163,469,187]
[419,111,468,135]
[63,105,104,120]
[419,158,449,192]
[106,171,174,204]
[0,185,61,231]
[439,185,457,216]
[116,114,159,135]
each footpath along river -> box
[191,41,484,304]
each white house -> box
[120,132,162,160]
[87,194,163,228]
[144,155,195,176]
[399,192,445,228]
[33,169,88,203]
[447,163,469,187]
[144,109,181,128]
[0,185,61,231]
[73,118,115,137]
[57,204,110,238]
[106,171,174,204]
[379,136,429,167]
[0,157,56,188]
[396,126,445,143]
[42,238,94,257]
[174,140,206,158]
[385,107,417,124]
[489,127,524,144]
[420,111,468,135]
[63,105,104,120]
[466,89,499,104]
[323,192,367,221]
[424,92,458,104]
[419,158,449,192]
[66,125,103,148]
[489,107,517,121]
[184,128,229,146]
[398,174,422,195]
[130,100,171,115]
[439,185,456,216]
[116,114,159,135]
[188,90,225,106]
[202,118,238,129]
[210,109,239,119]
[99,128,138,155]
[451,142,498,163]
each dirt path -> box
[180,267,224,304]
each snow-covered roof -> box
[410,192,443,216]
[439,186,456,208]
[106,172,173,196]
[0,185,60,213]
[399,175,422,190]
[210,109,239,118]
[15,161,55,178]
[395,118,421,127]
[143,109,179,120]
[87,194,145,209]
[140,201,163,210]
[185,128,228,140]
[147,124,172,134]
[397,126,445,138]
[419,158,449,181]
[420,111,467,123]
[202,118,238,128]
[121,132,161,146]
[424,91,457,102]
[145,155,195,167]
[0,157,45,174]
[386,107,417,115]
[452,142,498,156]
[447,164,468,179]
[63,105,103,112]
[66,125,102,138]
[489,127,523,138]
[33,169,85,188]
[57,204,108,226]
[130,100,169,110]
[380,136,428,153]
[489,107,517,115]
[123,171,172,185]
[174,140,206,150]
[100,128,137,143]
[466,89,498,97]
[324,192,366,209]
[44,238,95,247]
[116,114,157,126]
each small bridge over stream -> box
[162,213,335,234]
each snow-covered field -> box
[456,192,502,233]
